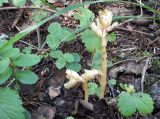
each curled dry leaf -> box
[47,86,61,99]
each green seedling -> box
[118,84,154,117]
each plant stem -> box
[100,30,107,99]
[82,81,89,101]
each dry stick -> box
[116,27,152,36]
[36,28,41,51]
[100,30,107,99]
[11,9,24,28]
[7,67,26,87]
[141,57,151,92]
[0,6,56,13]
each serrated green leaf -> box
[133,92,154,115]
[71,53,81,62]
[61,27,76,42]
[0,87,25,119]
[15,70,38,84]
[12,53,41,67]
[88,82,98,95]
[50,50,63,59]
[12,0,26,6]
[31,10,48,22]
[74,7,95,27]
[66,63,81,72]
[81,30,101,53]
[0,68,12,84]
[63,53,74,62]
[118,92,154,117]
[107,32,116,43]
[55,57,66,69]
[118,92,137,117]
[0,58,10,74]
[31,0,43,5]
[48,22,62,34]
[46,34,60,50]
[91,50,101,69]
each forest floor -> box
[0,0,160,119]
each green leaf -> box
[74,7,95,27]
[48,22,62,34]
[31,10,48,22]
[0,87,25,119]
[91,50,102,69]
[12,54,41,67]
[108,79,116,86]
[15,70,38,84]
[0,45,20,59]
[0,58,10,74]
[65,116,74,119]
[46,34,60,50]
[88,82,98,95]
[81,30,101,53]
[66,63,81,72]
[63,53,74,62]
[107,32,116,43]
[61,27,76,42]
[107,60,113,68]
[0,68,12,84]
[50,50,63,59]
[12,0,26,6]
[22,46,32,54]
[24,110,32,119]
[118,92,154,117]
[71,53,81,62]
[55,57,66,69]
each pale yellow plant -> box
[91,9,118,98]
[64,69,101,101]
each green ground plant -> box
[0,0,159,118]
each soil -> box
[0,0,160,119]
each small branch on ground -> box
[11,9,24,29]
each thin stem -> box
[36,28,41,51]
[100,30,107,99]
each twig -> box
[0,6,56,13]
[116,27,152,36]
[36,28,41,51]
[11,9,24,28]
[18,39,38,49]
[6,78,15,87]
[7,67,26,87]
[141,57,151,92]
[110,52,160,68]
